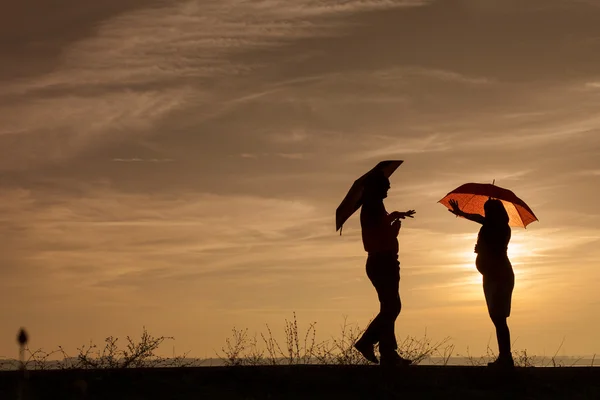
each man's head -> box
[363,171,390,201]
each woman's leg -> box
[491,315,511,358]
[483,273,514,364]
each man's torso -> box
[360,201,399,255]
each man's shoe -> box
[487,355,515,369]
[380,352,412,367]
[354,340,379,364]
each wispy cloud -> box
[585,81,600,87]
[269,129,309,144]
[276,153,305,160]
[398,67,494,85]
[0,0,430,172]
[112,158,174,162]
[0,89,188,170]
[354,133,453,160]
[235,152,306,160]
[575,169,600,176]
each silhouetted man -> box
[354,171,415,366]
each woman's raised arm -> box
[448,199,484,224]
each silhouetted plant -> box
[433,342,455,366]
[220,327,263,366]
[218,313,454,366]
[312,316,371,365]
[282,312,317,365]
[219,313,318,366]
[462,343,497,366]
[396,330,453,365]
[545,337,566,367]
[23,348,65,370]
[514,349,536,367]
[16,327,197,370]
[5,321,593,369]
[74,327,195,368]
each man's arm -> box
[387,210,416,224]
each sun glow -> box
[507,241,527,264]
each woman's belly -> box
[475,253,513,279]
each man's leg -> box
[356,284,400,351]
[376,288,401,355]
[354,257,385,363]
[370,258,410,366]
[359,256,398,343]
[356,256,410,365]
[355,256,394,362]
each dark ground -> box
[1,365,599,399]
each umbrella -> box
[336,160,403,234]
[438,182,538,228]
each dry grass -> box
[2,316,596,370]
[2,327,201,370]
[218,312,453,366]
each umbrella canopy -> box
[336,160,403,233]
[438,182,538,228]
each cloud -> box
[354,133,453,160]
[0,0,430,172]
[112,158,174,162]
[234,152,305,160]
[585,82,600,89]
[575,169,600,176]
[0,185,323,279]
[269,129,309,144]
[4,0,430,94]
[276,153,305,160]
[0,89,188,170]
[398,67,494,85]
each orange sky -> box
[1,0,599,360]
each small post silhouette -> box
[17,328,28,370]
[17,328,29,400]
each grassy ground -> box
[1,365,600,399]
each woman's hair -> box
[484,198,509,225]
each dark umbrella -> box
[438,182,538,228]
[336,160,403,234]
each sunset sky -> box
[1,0,599,360]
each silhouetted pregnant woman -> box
[449,198,515,368]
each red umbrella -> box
[438,182,538,228]
[336,160,403,234]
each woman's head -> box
[484,198,509,225]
